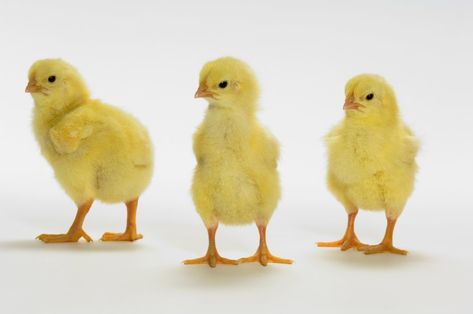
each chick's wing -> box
[49,107,94,155]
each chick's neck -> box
[208,104,257,119]
[208,94,258,118]
[344,109,400,130]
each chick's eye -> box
[366,93,374,100]
[48,75,56,83]
[218,81,228,89]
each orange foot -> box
[184,252,239,268]
[317,236,367,251]
[239,247,293,266]
[359,243,408,255]
[36,229,92,243]
[100,230,143,242]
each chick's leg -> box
[37,200,93,243]
[183,224,239,268]
[359,217,407,255]
[101,198,143,241]
[239,224,293,266]
[317,210,367,250]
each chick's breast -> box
[192,113,278,226]
[326,123,417,212]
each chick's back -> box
[52,100,153,204]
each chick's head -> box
[195,57,259,113]
[26,59,89,108]
[343,74,399,124]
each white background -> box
[0,0,472,313]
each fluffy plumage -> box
[192,57,280,226]
[27,59,153,242]
[319,74,419,254]
[185,57,291,267]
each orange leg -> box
[101,198,143,241]
[183,224,239,268]
[37,200,93,243]
[359,217,407,255]
[239,224,293,266]
[317,210,367,251]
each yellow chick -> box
[26,59,153,243]
[318,74,419,255]
[184,57,292,267]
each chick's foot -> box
[359,243,407,255]
[36,229,92,243]
[239,247,293,266]
[317,211,366,251]
[100,230,143,242]
[359,218,407,255]
[317,236,367,251]
[241,224,293,266]
[184,224,239,267]
[101,199,143,242]
[184,252,239,268]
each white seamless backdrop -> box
[0,1,472,313]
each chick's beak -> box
[25,80,42,93]
[194,85,214,99]
[343,97,364,111]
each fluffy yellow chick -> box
[318,74,419,255]
[184,57,292,267]
[26,59,153,243]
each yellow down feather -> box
[192,57,280,227]
[326,74,419,219]
[29,59,153,206]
